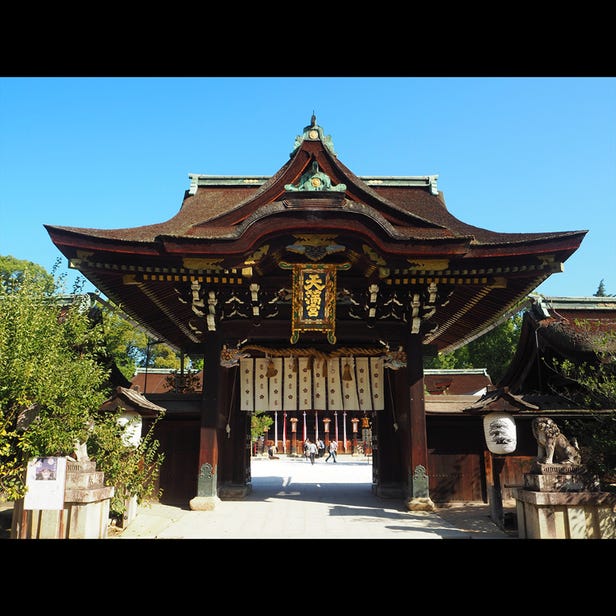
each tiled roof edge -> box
[187,174,439,195]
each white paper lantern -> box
[483,411,517,454]
[118,410,143,448]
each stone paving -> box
[115,456,515,540]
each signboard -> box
[23,456,67,511]
[289,263,338,343]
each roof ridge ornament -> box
[291,114,337,156]
[284,160,346,192]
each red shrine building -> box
[46,116,587,508]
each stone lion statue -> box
[531,416,581,465]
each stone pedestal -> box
[514,463,615,539]
[523,462,600,492]
[189,496,221,511]
[11,460,114,539]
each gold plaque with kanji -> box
[289,263,337,344]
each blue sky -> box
[1,77,615,297]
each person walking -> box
[306,439,318,465]
[325,439,338,463]
[317,439,325,458]
[268,443,278,459]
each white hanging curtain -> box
[268,358,283,412]
[240,358,254,411]
[239,356,384,412]
[283,357,298,411]
[356,357,373,411]
[312,357,327,410]
[326,358,343,410]
[254,358,269,411]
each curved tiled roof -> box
[45,117,588,354]
[46,120,586,250]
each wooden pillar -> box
[405,333,432,507]
[190,337,222,511]
[282,411,287,454]
[485,452,505,527]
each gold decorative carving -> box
[122,274,140,285]
[286,235,345,262]
[76,250,95,260]
[293,234,339,246]
[362,245,386,266]
[406,259,450,271]
[489,277,508,288]
[537,254,556,264]
[244,245,270,265]
[182,257,224,271]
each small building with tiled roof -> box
[424,368,492,396]
[468,294,616,415]
[130,368,204,395]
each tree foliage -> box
[424,313,523,384]
[251,411,273,445]
[594,279,614,297]
[0,255,55,294]
[91,295,200,381]
[0,269,108,498]
[0,261,164,513]
[146,343,183,369]
[93,298,149,380]
[87,411,165,516]
[557,326,616,490]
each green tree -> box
[0,269,108,499]
[0,255,55,293]
[92,297,149,380]
[147,343,182,369]
[594,279,614,297]
[87,410,165,517]
[0,263,164,514]
[557,326,616,491]
[424,312,523,384]
[90,295,200,381]
[595,279,607,297]
[251,411,273,452]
